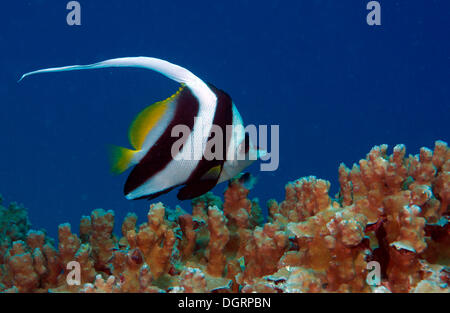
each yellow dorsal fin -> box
[128,86,184,150]
[108,145,137,175]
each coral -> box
[0,199,31,266]
[4,241,39,292]
[0,140,448,293]
[240,223,288,281]
[178,213,196,260]
[170,267,207,293]
[80,275,121,293]
[133,202,176,279]
[333,140,449,292]
[82,209,116,271]
[206,206,229,276]
[241,266,325,293]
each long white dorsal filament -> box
[19,56,198,84]
[18,57,216,104]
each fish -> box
[19,57,264,200]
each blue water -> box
[1,1,449,239]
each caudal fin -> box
[108,145,137,175]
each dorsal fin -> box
[128,86,184,150]
[19,56,217,109]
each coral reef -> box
[0,141,448,293]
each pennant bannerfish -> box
[19,57,263,200]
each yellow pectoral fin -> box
[128,86,184,150]
[108,145,137,175]
[200,165,222,181]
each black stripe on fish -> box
[124,87,200,196]
[176,84,233,200]
[244,133,250,154]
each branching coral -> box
[206,206,229,276]
[0,140,448,293]
[0,199,31,268]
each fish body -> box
[20,57,261,200]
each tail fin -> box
[108,145,137,175]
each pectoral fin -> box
[177,180,218,200]
[177,165,223,200]
[200,165,222,181]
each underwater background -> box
[1,1,449,239]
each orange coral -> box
[0,140,448,293]
[5,241,39,292]
[206,206,229,276]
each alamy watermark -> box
[65,2,381,27]
[66,1,81,26]
[65,259,382,288]
[66,261,81,286]
[367,1,381,26]
[366,261,381,286]
[170,118,279,172]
